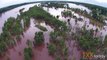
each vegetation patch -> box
[0,17,23,55]
[24,47,32,60]
[21,6,67,31]
[48,31,68,60]
[41,2,66,8]
[61,10,72,18]
[78,29,101,52]
[48,44,56,55]
[34,32,44,45]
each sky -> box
[0,0,107,8]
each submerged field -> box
[0,1,107,60]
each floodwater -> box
[67,3,91,13]
[0,3,37,34]
[0,3,54,60]
[0,3,107,60]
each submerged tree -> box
[61,10,72,18]
[0,17,23,55]
[34,32,44,45]
[24,47,32,60]
[48,44,56,55]
[78,30,101,52]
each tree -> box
[78,30,101,52]
[24,47,32,60]
[50,31,59,43]
[34,32,44,45]
[48,44,56,55]
[61,10,72,18]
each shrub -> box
[24,47,32,60]
[48,44,56,55]
[34,32,44,45]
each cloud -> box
[95,0,107,3]
[0,0,107,8]
[0,0,30,8]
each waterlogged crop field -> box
[0,1,107,60]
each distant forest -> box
[0,1,107,15]
[70,1,107,15]
[0,2,37,14]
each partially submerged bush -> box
[61,10,72,18]
[48,44,56,55]
[78,30,101,52]
[34,32,44,45]
[50,31,59,42]
[24,47,32,60]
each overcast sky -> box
[0,0,107,8]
